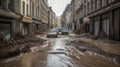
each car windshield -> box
[62,28,68,30]
[49,29,56,32]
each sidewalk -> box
[0,34,46,59]
[79,37,120,55]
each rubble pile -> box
[67,39,120,64]
[0,34,46,59]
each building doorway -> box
[93,20,99,36]
[102,18,110,36]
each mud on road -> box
[0,34,120,67]
[0,34,46,60]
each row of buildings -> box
[48,7,57,28]
[61,0,120,41]
[0,0,56,40]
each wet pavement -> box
[0,34,120,67]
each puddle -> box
[46,54,75,67]
[44,38,76,67]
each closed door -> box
[102,18,109,36]
[94,21,99,36]
[23,24,28,35]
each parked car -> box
[61,28,69,35]
[57,27,62,35]
[47,29,58,38]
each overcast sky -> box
[48,0,71,16]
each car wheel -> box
[114,56,120,64]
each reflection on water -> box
[0,35,120,67]
[46,54,68,67]
[45,38,75,67]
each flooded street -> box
[0,35,120,67]
[1,0,120,67]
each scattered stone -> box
[21,46,31,53]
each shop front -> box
[0,20,11,40]
[0,8,21,40]
[21,16,32,35]
[83,17,90,33]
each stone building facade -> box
[30,0,42,34]
[61,4,73,30]
[41,0,49,31]
[52,12,57,28]
[68,0,120,41]
[0,0,50,40]
[48,7,56,28]
[29,0,49,34]
[0,0,22,40]
[74,0,84,30]
[0,0,32,38]
[84,0,120,41]
[20,0,32,35]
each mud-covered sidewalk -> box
[76,34,120,55]
[69,33,120,64]
[0,34,46,59]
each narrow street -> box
[1,0,120,67]
[0,34,120,67]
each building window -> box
[0,24,11,39]
[38,7,40,18]
[22,1,25,14]
[90,0,93,12]
[100,0,101,8]
[87,2,89,14]
[0,0,2,7]
[102,0,107,7]
[32,4,34,17]
[93,0,95,11]
[108,0,112,4]
[97,0,100,10]
[30,0,32,17]
[106,0,109,5]
[8,0,15,11]
[36,7,38,18]
[27,4,29,16]
[95,0,97,11]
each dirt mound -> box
[0,34,46,59]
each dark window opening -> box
[27,4,29,16]
[0,0,2,7]
[0,23,11,40]
[32,4,34,17]
[22,1,25,14]
[36,25,39,30]
[8,0,15,11]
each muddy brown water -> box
[0,35,120,67]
